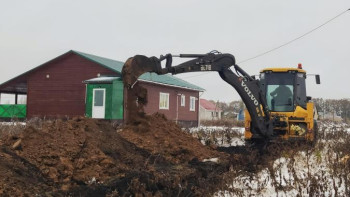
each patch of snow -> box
[202,158,219,163]
[87,177,96,184]
[0,122,26,126]
[219,137,245,147]
[188,126,245,147]
[189,126,244,134]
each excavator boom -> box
[122,51,273,139]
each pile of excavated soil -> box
[0,116,233,196]
[0,144,54,196]
[0,117,151,195]
[121,113,226,164]
[0,115,307,196]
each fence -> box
[0,104,26,118]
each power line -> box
[238,8,350,64]
[154,8,350,83]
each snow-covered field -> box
[189,126,245,147]
[218,144,349,196]
[190,122,350,197]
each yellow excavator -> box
[245,65,320,144]
[122,51,320,144]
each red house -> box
[0,50,204,127]
[199,99,222,121]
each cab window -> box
[264,72,295,112]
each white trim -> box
[138,79,204,92]
[181,94,185,106]
[190,96,196,112]
[159,92,170,110]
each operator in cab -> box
[270,85,293,106]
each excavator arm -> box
[122,51,273,139]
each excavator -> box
[122,51,320,144]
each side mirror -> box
[315,75,321,84]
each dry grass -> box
[217,120,350,196]
[0,121,26,138]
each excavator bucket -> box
[122,55,160,88]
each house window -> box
[181,95,185,106]
[190,96,196,111]
[159,92,169,109]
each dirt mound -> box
[0,116,233,196]
[121,113,226,164]
[1,114,319,196]
[0,146,54,196]
[1,117,152,195]
[14,119,116,185]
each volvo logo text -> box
[241,81,259,106]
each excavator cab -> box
[244,64,321,143]
[260,68,306,112]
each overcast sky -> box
[0,0,349,102]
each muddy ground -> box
[1,117,349,196]
[0,117,298,196]
[0,115,231,196]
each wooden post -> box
[15,93,18,105]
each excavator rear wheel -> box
[310,120,318,147]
